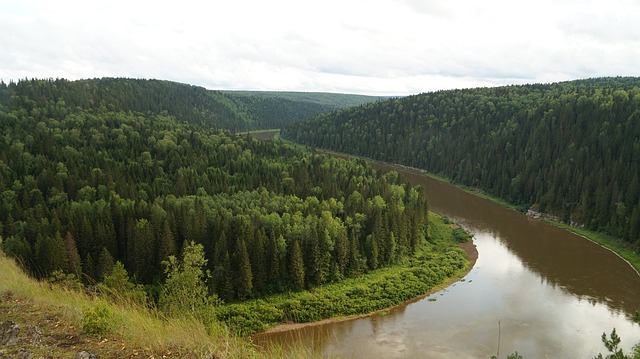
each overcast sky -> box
[2,0,639,96]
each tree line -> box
[0,78,379,132]
[0,79,429,302]
[282,77,640,251]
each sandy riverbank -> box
[257,239,478,335]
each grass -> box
[0,251,297,358]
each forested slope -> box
[0,78,380,132]
[0,79,430,302]
[282,77,640,250]
[223,90,385,129]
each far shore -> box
[256,238,478,335]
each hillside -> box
[0,250,266,358]
[0,82,428,293]
[0,78,381,132]
[222,90,386,130]
[282,77,640,251]
[0,77,475,339]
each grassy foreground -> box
[0,251,280,358]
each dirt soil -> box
[0,291,187,359]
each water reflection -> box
[256,164,640,358]
[378,164,640,316]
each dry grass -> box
[0,251,312,358]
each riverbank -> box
[258,238,478,335]
[370,161,640,275]
[259,130,640,275]
[217,213,474,336]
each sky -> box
[1,0,640,96]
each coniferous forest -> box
[0,78,380,132]
[0,78,432,303]
[283,77,640,251]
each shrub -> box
[48,270,84,291]
[452,227,471,243]
[82,302,114,335]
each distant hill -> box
[283,77,640,249]
[222,90,385,130]
[0,78,382,131]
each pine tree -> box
[35,233,65,277]
[366,234,379,270]
[348,229,364,276]
[222,251,234,302]
[100,261,147,305]
[84,252,95,281]
[157,219,177,272]
[289,239,305,291]
[234,239,253,300]
[132,219,156,283]
[63,231,82,278]
[96,246,115,281]
[250,228,267,295]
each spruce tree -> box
[96,246,115,281]
[63,231,82,278]
[290,239,305,291]
[234,239,253,300]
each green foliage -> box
[34,232,65,277]
[63,231,82,279]
[0,77,433,315]
[289,239,305,291]
[98,261,147,306]
[593,327,640,359]
[594,328,629,359]
[452,227,472,243]
[217,214,469,335]
[1,236,33,266]
[0,85,431,301]
[283,77,640,252]
[48,270,84,291]
[0,78,379,132]
[82,302,115,336]
[234,239,253,300]
[222,90,383,130]
[160,241,217,325]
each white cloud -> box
[1,0,639,95]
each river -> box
[254,161,640,358]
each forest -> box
[0,78,436,306]
[282,77,640,251]
[0,78,379,132]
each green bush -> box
[82,302,114,335]
[452,227,471,243]
[49,270,84,291]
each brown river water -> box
[254,160,640,358]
